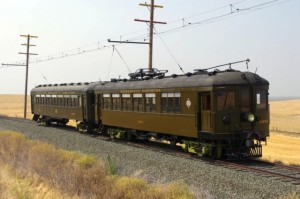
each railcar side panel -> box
[32,105,83,121]
[101,110,197,137]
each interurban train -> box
[31,66,269,159]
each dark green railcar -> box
[94,69,269,158]
[31,82,98,130]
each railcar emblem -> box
[186,98,191,109]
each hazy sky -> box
[0,0,299,97]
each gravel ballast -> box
[0,117,299,199]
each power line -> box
[114,46,131,73]
[11,0,294,65]
[153,26,184,73]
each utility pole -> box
[2,34,38,119]
[135,0,165,70]
[108,1,166,71]
[20,34,38,119]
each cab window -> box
[241,88,250,112]
[217,91,235,111]
[256,90,267,110]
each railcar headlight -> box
[248,113,255,122]
[245,139,253,147]
[222,115,231,124]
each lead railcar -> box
[93,68,269,159]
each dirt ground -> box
[0,95,299,165]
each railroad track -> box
[126,140,300,185]
[216,160,300,185]
[1,115,300,185]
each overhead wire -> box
[153,26,184,73]
[14,0,295,65]
[107,45,115,78]
[114,46,132,73]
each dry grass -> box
[270,100,300,133]
[262,132,300,165]
[260,100,300,165]
[0,94,32,119]
[0,131,194,199]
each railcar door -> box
[198,92,211,132]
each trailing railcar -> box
[31,82,98,131]
[94,69,269,158]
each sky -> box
[0,0,299,97]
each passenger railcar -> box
[31,68,270,159]
[31,82,98,130]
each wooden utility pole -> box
[2,34,38,119]
[19,34,38,119]
[136,1,165,70]
[108,1,166,71]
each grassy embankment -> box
[0,131,193,199]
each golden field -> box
[0,95,299,165]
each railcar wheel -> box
[45,120,51,126]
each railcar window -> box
[58,95,63,107]
[241,89,250,112]
[161,93,181,113]
[103,94,111,109]
[64,95,70,107]
[46,95,51,106]
[217,91,235,111]
[112,94,121,110]
[256,90,267,110]
[202,95,211,111]
[79,96,82,107]
[145,93,156,112]
[41,95,45,105]
[35,95,40,104]
[133,93,143,112]
[71,95,78,108]
[122,94,131,111]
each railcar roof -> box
[30,70,269,94]
[31,82,99,94]
[94,70,269,91]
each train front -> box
[210,71,269,159]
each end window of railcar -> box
[122,94,131,111]
[241,88,250,112]
[217,91,235,111]
[145,93,156,112]
[256,90,267,110]
[133,93,143,112]
[112,94,121,110]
